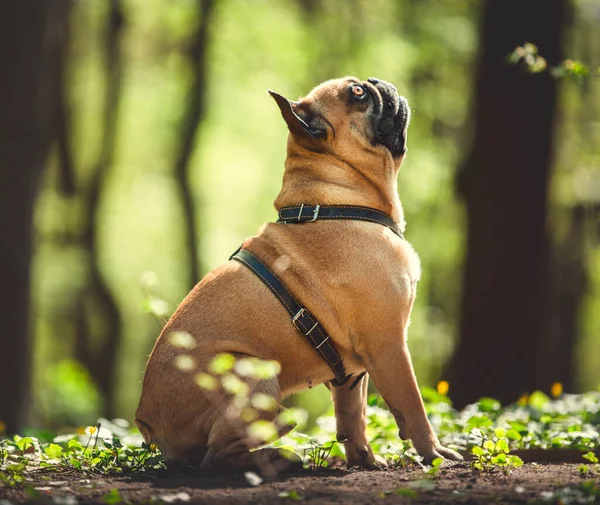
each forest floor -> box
[1,462,599,504]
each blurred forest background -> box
[1,0,599,433]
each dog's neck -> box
[274,149,405,232]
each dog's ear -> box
[268,90,326,140]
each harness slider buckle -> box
[309,204,320,222]
[297,203,305,221]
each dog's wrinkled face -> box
[269,76,411,163]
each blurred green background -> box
[14,0,599,428]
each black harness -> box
[231,204,403,388]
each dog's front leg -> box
[326,374,377,469]
[360,341,463,464]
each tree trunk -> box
[448,0,567,407]
[0,1,60,433]
[173,0,216,287]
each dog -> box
[135,76,463,473]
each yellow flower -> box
[437,380,449,396]
[76,427,86,435]
[551,382,563,398]
[149,443,158,452]
[85,425,98,435]
[0,420,6,434]
[517,393,529,406]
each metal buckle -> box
[309,204,320,222]
[292,308,306,330]
[297,203,304,221]
[292,308,319,336]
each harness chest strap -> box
[230,204,402,389]
[231,249,352,387]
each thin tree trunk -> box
[173,0,216,287]
[0,1,62,433]
[447,0,567,407]
[75,0,125,418]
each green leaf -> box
[506,429,522,441]
[528,391,550,410]
[471,446,485,457]
[103,488,123,504]
[14,436,35,452]
[44,443,63,459]
[431,457,443,468]
[477,398,501,413]
[507,455,524,468]
[394,488,418,498]
[583,452,599,464]
[278,490,303,500]
[494,428,506,439]
[483,440,495,452]
[491,453,507,465]
[496,440,509,453]
[67,439,83,451]
[466,415,493,430]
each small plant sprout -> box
[579,451,600,476]
[470,427,523,473]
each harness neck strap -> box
[277,204,404,239]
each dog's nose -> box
[367,77,379,84]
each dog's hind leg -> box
[199,377,301,475]
[327,374,378,469]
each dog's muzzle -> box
[368,77,410,157]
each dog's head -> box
[269,76,410,166]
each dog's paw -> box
[420,444,463,465]
[346,444,383,470]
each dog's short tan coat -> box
[135,76,462,472]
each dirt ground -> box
[2,462,599,504]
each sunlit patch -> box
[251,393,277,412]
[235,358,281,379]
[168,332,196,350]
[241,407,259,423]
[272,255,291,274]
[195,373,218,391]
[209,353,235,375]
[222,374,249,397]
[247,420,278,443]
[437,380,449,396]
[140,271,158,288]
[174,354,195,371]
[147,298,170,318]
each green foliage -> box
[2,391,599,487]
[470,429,523,473]
[0,422,163,488]
[278,490,303,500]
[509,43,598,81]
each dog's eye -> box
[350,84,367,100]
